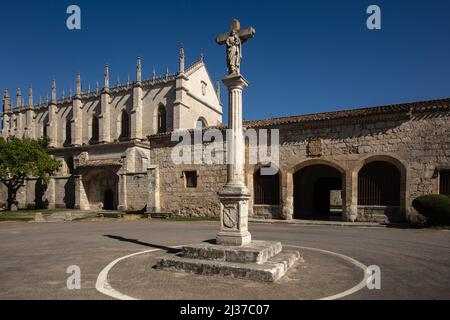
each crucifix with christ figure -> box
[216,19,256,75]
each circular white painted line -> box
[95,245,369,300]
[290,246,369,300]
[96,245,184,301]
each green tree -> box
[0,137,61,211]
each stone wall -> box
[124,172,149,212]
[148,109,450,222]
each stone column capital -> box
[222,74,249,90]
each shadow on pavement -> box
[104,234,181,254]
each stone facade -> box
[147,99,450,223]
[1,51,449,222]
[0,51,222,211]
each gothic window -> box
[440,170,450,196]
[120,110,130,140]
[43,123,48,140]
[201,81,207,96]
[157,105,167,134]
[66,157,74,175]
[358,161,400,206]
[65,120,72,146]
[92,115,99,143]
[253,168,280,205]
[184,171,197,188]
[196,117,207,129]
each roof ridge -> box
[243,97,450,125]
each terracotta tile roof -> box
[243,97,450,128]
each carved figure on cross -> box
[216,19,256,76]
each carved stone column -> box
[217,74,251,246]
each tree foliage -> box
[0,137,61,210]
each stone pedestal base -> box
[217,184,252,246]
[156,241,300,282]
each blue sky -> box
[1,0,450,122]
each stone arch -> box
[196,117,208,129]
[81,168,119,210]
[90,114,99,143]
[157,104,167,134]
[353,154,407,222]
[64,119,72,146]
[119,110,130,140]
[290,159,346,220]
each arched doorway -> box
[103,189,114,210]
[82,169,119,210]
[293,164,343,220]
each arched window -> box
[43,123,48,140]
[120,110,130,140]
[157,105,167,133]
[196,117,207,129]
[358,161,400,206]
[253,168,280,205]
[66,157,74,175]
[65,120,72,146]
[92,115,99,142]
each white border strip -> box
[95,245,369,300]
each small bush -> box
[412,195,450,225]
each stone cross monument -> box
[215,19,256,246]
[156,20,299,282]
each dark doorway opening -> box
[358,161,400,206]
[294,164,343,220]
[253,169,280,205]
[104,189,114,210]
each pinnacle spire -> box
[16,87,22,108]
[51,79,57,103]
[76,72,82,96]
[2,89,11,111]
[104,64,110,91]
[136,56,142,83]
[216,80,221,102]
[28,86,33,107]
[179,44,185,73]
[165,67,169,81]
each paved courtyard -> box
[0,220,449,300]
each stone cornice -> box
[49,140,150,153]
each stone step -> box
[156,250,300,282]
[182,240,282,264]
